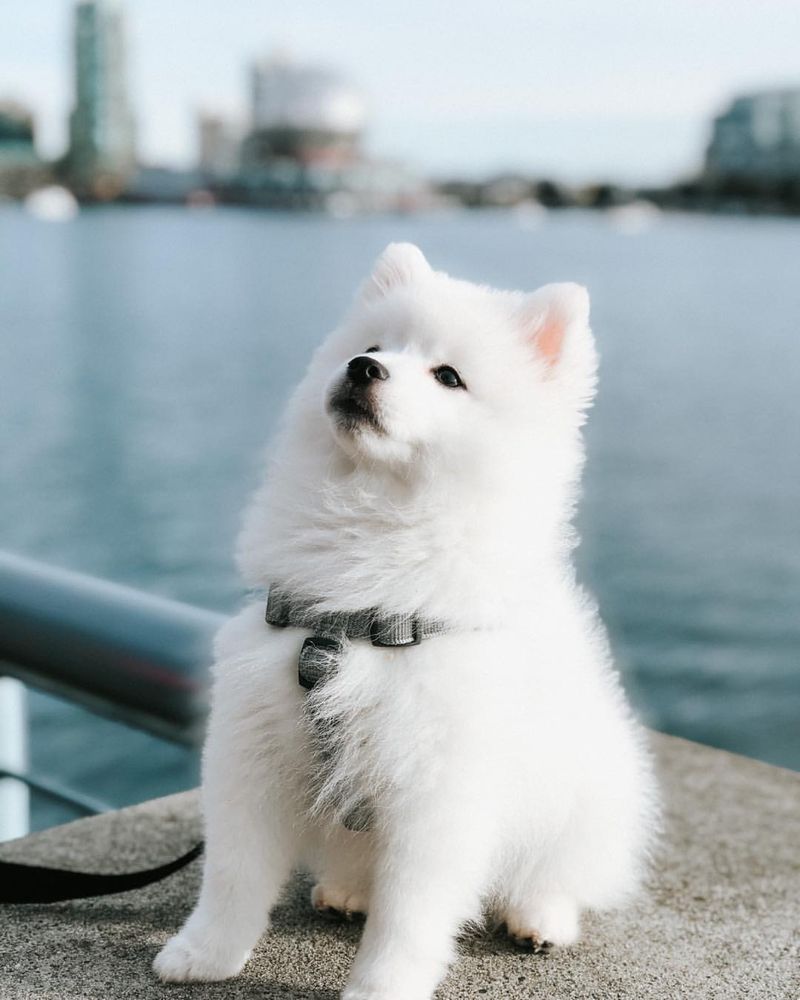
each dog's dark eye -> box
[365,345,380,353]
[433,365,465,389]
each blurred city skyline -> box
[2,0,799,184]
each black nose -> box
[347,355,389,383]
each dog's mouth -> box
[327,385,384,434]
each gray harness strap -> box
[265,585,450,831]
[265,586,448,647]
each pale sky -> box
[2,0,799,184]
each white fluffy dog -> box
[154,243,658,999]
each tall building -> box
[242,55,366,167]
[0,101,34,148]
[197,112,241,180]
[0,101,48,197]
[67,0,136,197]
[705,88,800,183]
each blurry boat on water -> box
[324,190,359,219]
[512,198,549,229]
[606,198,661,234]
[24,186,79,222]
[186,188,216,209]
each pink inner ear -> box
[522,282,589,369]
[535,317,566,366]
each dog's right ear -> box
[361,243,431,301]
[517,283,590,369]
[517,282,597,411]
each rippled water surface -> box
[1,205,798,828]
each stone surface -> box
[0,733,798,999]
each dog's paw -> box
[342,962,440,1000]
[506,927,554,953]
[341,991,392,1000]
[341,988,427,1000]
[505,895,580,952]
[311,882,368,920]
[153,933,250,982]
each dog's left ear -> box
[361,243,431,301]
[518,282,597,406]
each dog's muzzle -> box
[327,355,390,433]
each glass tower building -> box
[705,89,800,183]
[68,0,136,196]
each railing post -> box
[0,676,29,841]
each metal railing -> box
[0,550,224,839]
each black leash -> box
[0,841,203,904]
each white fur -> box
[153,244,659,999]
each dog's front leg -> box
[153,681,298,982]
[342,801,491,1000]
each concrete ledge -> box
[1,733,798,999]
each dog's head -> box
[240,244,597,598]
[314,243,597,477]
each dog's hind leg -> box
[309,825,374,919]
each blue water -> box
[1,205,798,829]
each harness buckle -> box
[299,635,344,690]
[370,615,421,647]
[265,587,290,627]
